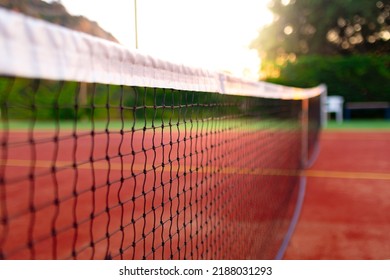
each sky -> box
[51,0,273,80]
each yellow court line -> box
[1,159,300,176]
[1,159,147,173]
[2,159,390,180]
[321,135,390,141]
[303,170,390,181]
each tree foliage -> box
[251,0,390,61]
[266,55,390,103]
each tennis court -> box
[1,118,304,260]
[285,129,390,259]
[3,7,388,261]
[0,9,328,260]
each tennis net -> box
[0,8,326,260]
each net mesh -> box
[0,78,320,260]
[0,8,324,260]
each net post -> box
[320,84,328,128]
[301,98,309,168]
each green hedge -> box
[266,55,390,103]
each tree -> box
[0,0,118,43]
[251,0,390,63]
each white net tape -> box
[0,7,325,100]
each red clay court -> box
[285,130,390,259]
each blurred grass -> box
[6,119,388,132]
[2,118,300,132]
[325,119,390,130]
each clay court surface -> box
[285,130,390,259]
[1,127,300,260]
[2,127,389,260]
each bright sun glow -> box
[53,0,273,80]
